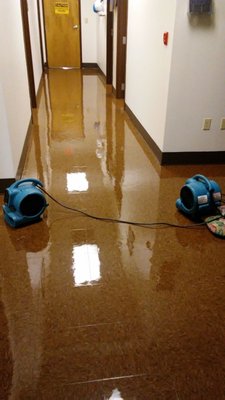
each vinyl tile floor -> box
[0,69,225,400]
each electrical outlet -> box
[202,118,212,130]
[220,118,225,130]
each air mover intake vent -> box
[20,193,46,217]
[180,186,194,210]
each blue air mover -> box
[176,174,221,219]
[3,178,47,228]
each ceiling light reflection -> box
[72,244,101,286]
[108,388,124,399]
[67,172,89,192]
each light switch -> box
[202,118,212,130]
[220,118,225,130]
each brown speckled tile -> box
[0,69,225,399]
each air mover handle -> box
[12,178,43,189]
[192,174,212,191]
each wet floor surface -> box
[0,69,225,399]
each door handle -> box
[73,24,79,30]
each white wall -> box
[96,0,107,75]
[125,0,177,151]
[125,0,225,154]
[0,84,14,178]
[28,0,43,93]
[81,0,98,63]
[80,0,107,70]
[80,0,107,69]
[112,7,118,89]
[164,0,225,152]
[0,1,31,180]
[0,0,42,181]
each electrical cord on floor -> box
[37,185,222,230]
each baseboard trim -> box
[112,86,116,97]
[97,67,106,84]
[161,151,225,165]
[36,73,44,106]
[125,103,162,163]
[82,63,99,69]
[0,179,15,193]
[16,118,33,180]
[125,103,225,165]
[0,118,33,193]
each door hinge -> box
[122,36,127,45]
[121,83,125,91]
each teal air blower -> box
[3,178,47,228]
[176,174,221,219]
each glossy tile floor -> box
[0,69,225,399]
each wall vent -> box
[189,0,212,14]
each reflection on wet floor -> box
[0,69,225,399]
[72,243,101,287]
[67,172,89,192]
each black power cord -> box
[37,185,222,230]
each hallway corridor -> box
[0,69,225,399]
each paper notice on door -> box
[55,2,69,15]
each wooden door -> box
[43,0,81,68]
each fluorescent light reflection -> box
[108,388,124,400]
[72,244,101,286]
[67,172,89,192]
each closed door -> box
[43,0,81,68]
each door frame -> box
[106,0,113,84]
[37,0,45,72]
[41,0,48,69]
[115,0,128,98]
[20,0,37,108]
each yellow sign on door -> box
[55,2,69,15]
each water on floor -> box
[0,69,225,399]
